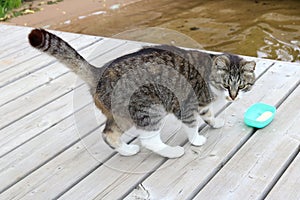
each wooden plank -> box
[0,42,144,197]
[0,29,84,74]
[0,28,29,57]
[0,32,81,78]
[0,37,98,106]
[0,126,111,200]
[0,84,91,157]
[0,39,127,157]
[122,61,300,200]
[0,24,25,32]
[0,36,32,59]
[0,38,127,147]
[0,39,129,130]
[0,25,25,39]
[0,38,124,106]
[0,73,81,131]
[0,103,106,195]
[266,154,300,200]
[57,59,274,200]
[0,36,128,88]
[194,84,300,199]
[0,24,22,33]
[2,116,182,200]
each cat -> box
[28,29,256,158]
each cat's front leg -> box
[182,123,207,146]
[199,105,224,129]
[181,114,207,146]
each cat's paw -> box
[117,143,140,156]
[211,118,225,129]
[190,135,207,146]
[157,146,185,158]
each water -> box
[57,0,300,62]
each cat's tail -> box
[28,28,100,91]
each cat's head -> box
[209,54,256,100]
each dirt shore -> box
[4,0,142,29]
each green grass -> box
[0,0,23,19]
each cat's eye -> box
[217,66,228,72]
[243,85,252,91]
[242,85,253,91]
[239,85,245,89]
[223,84,229,90]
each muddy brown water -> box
[56,0,300,62]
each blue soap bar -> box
[244,103,276,128]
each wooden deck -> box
[0,24,299,200]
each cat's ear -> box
[241,61,256,72]
[213,55,230,69]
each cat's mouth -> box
[226,90,244,101]
[226,96,235,101]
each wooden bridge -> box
[0,24,299,200]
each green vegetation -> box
[46,0,63,5]
[0,0,23,19]
[0,0,64,21]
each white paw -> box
[116,143,140,156]
[190,135,207,146]
[157,146,185,158]
[212,118,225,129]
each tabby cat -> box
[28,29,256,158]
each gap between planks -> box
[265,149,300,200]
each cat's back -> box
[99,45,211,84]
[95,45,214,110]
[97,46,187,89]
[102,46,181,74]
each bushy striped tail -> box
[28,29,100,91]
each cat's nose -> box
[230,94,236,100]
[229,90,238,100]
[226,96,234,101]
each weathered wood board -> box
[0,24,299,200]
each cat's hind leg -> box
[102,119,140,156]
[199,104,224,129]
[132,104,184,158]
[139,129,184,158]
